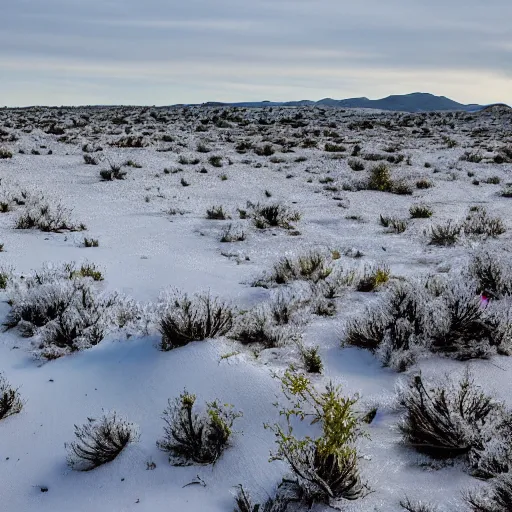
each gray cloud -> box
[1,0,511,105]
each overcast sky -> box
[1,0,510,106]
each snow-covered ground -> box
[0,105,511,511]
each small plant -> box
[220,224,246,242]
[66,412,140,471]
[254,144,275,156]
[196,143,211,153]
[324,143,346,152]
[410,205,433,218]
[300,345,323,373]
[83,238,99,248]
[208,155,223,167]
[500,186,512,198]
[206,205,229,220]
[83,154,98,165]
[368,163,393,192]
[356,264,390,292]
[157,390,241,465]
[486,176,501,185]
[400,497,439,512]
[348,159,365,171]
[233,485,288,512]
[392,180,413,195]
[76,263,103,281]
[0,148,13,159]
[159,292,234,350]
[0,374,23,420]
[178,155,200,165]
[0,267,10,289]
[257,251,332,286]
[381,216,407,233]
[251,203,300,230]
[429,221,461,246]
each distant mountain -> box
[197,93,489,112]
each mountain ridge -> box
[198,92,500,112]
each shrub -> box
[254,144,275,156]
[233,485,288,512]
[349,276,512,366]
[66,412,139,471]
[462,207,506,238]
[15,197,85,233]
[124,159,141,168]
[180,177,190,187]
[0,148,13,159]
[76,263,103,281]
[251,203,300,230]
[0,374,23,420]
[196,143,211,153]
[460,151,483,163]
[157,390,241,465]
[5,266,119,358]
[368,163,392,192]
[356,264,390,292]
[158,292,234,350]
[0,267,10,289]
[391,180,413,195]
[429,221,461,246]
[416,179,432,189]
[265,370,367,507]
[500,186,512,198]
[398,372,507,465]
[381,217,407,233]
[178,155,200,165]
[400,497,439,512]
[206,205,229,220]
[255,251,332,287]
[410,205,433,218]
[486,176,501,185]
[83,238,99,248]
[324,143,346,152]
[83,154,98,165]
[428,281,508,360]
[465,473,512,511]
[230,305,300,349]
[468,251,512,298]
[348,159,365,171]
[209,155,223,167]
[220,224,246,242]
[300,345,323,373]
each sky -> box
[1,0,511,107]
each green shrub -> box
[157,390,241,465]
[265,370,367,506]
[368,164,393,192]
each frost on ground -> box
[0,104,511,511]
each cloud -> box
[1,0,511,106]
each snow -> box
[0,105,511,511]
